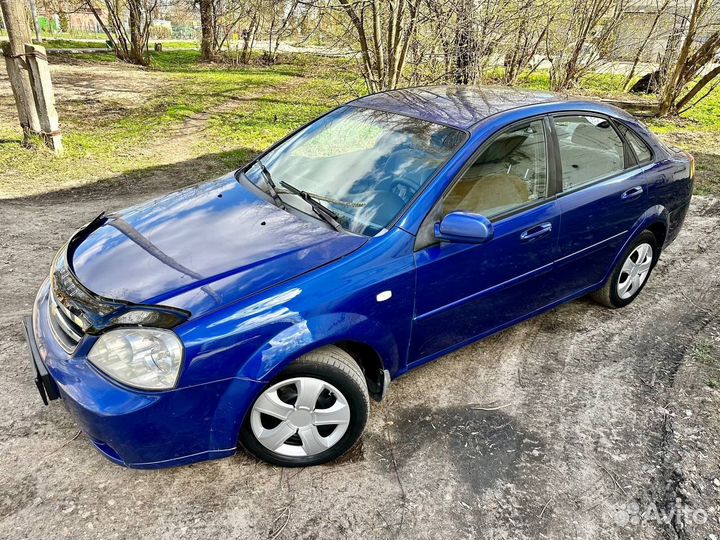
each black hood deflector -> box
[52,213,190,335]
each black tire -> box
[591,230,659,308]
[239,346,370,467]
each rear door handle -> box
[621,186,643,200]
[520,222,552,242]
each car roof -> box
[351,85,568,131]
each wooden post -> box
[25,43,62,154]
[0,0,42,146]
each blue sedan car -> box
[24,86,693,468]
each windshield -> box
[243,106,466,236]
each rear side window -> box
[619,125,653,164]
[554,115,625,191]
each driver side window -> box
[442,120,548,218]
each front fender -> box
[204,312,402,453]
[237,312,401,382]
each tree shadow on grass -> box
[2,146,260,209]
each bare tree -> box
[333,0,422,92]
[239,11,259,63]
[419,0,458,82]
[657,0,720,116]
[87,0,158,65]
[263,0,309,63]
[546,0,630,91]
[453,0,475,83]
[199,0,217,61]
[621,0,672,91]
[501,0,554,85]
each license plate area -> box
[22,316,60,405]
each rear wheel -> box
[239,346,369,467]
[591,230,658,308]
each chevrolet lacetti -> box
[24,86,694,468]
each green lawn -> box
[0,51,360,198]
[39,38,111,49]
[507,69,720,131]
[0,50,718,198]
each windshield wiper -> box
[256,159,286,210]
[280,180,343,232]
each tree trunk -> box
[674,65,720,112]
[240,14,258,64]
[0,0,42,145]
[128,1,145,65]
[454,0,474,84]
[200,0,216,62]
[27,0,41,42]
[338,0,378,92]
[657,0,703,116]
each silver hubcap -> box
[250,377,351,457]
[617,242,653,300]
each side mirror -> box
[434,211,494,244]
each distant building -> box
[67,8,105,34]
[613,0,717,63]
[36,5,106,35]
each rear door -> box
[551,113,650,295]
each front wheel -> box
[591,230,658,308]
[239,346,370,467]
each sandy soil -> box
[0,60,173,126]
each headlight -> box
[88,328,184,391]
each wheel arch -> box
[200,310,402,454]
[334,340,388,401]
[646,221,668,249]
[601,205,669,285]
[236,312,399,395]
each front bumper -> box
[24,280,262,469]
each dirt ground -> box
[0,176,718,540]
[1,59,720,540]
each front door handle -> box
[520,222,552,242]
[621,186,643,200]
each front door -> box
[409,118,560,363]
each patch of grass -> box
[0,50,364,198]
[578,72,627,94]
[708,379,718,389]
[41,38,111,49]
[692,342,717,365]
[0,52,302,197]
[153,41,200,50]
[4,37,199,51]
[2,50,718,198]
[203,57,362,169]
[510,68,720,129]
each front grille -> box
[48,288,84,354]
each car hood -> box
[70,174,367,317]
